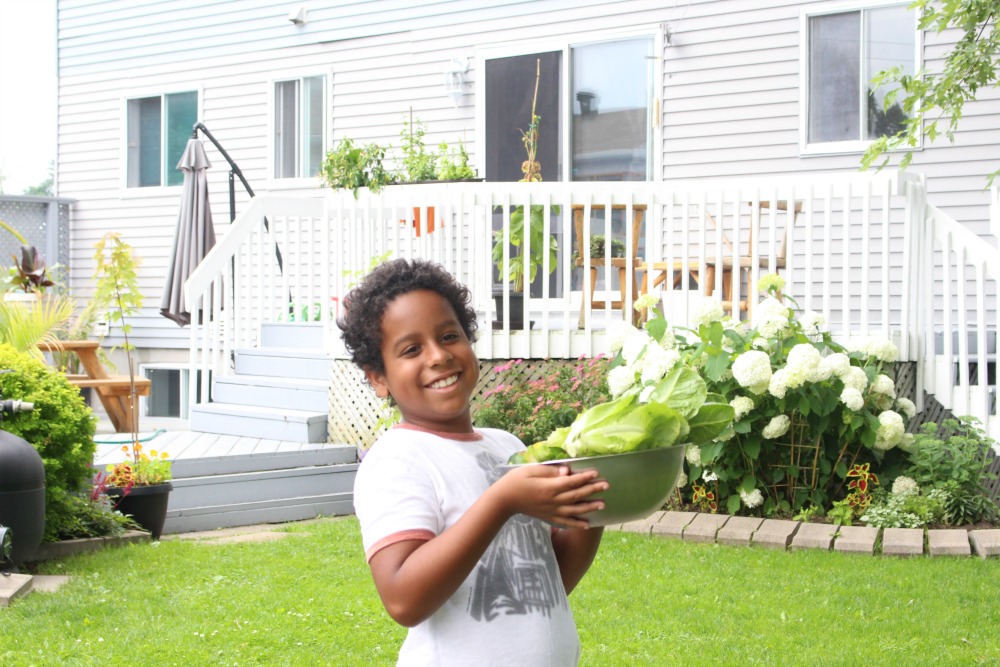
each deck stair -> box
[98,322,360,534]
[189,322,331,442]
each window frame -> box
[475,26,664,184]
[799,0,921,156]
[120,85,203,196]
[266,68,332,189]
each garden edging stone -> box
[610,512,998,559]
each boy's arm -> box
[551,526,604,594]
[368,465,607,627]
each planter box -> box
[25,530,150,563]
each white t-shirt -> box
[354,424,581,667]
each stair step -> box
[260,322,327,349]
[212,375,329,411]
[190,403,328,442]
[170,444,356,478]
[162,462,358,534]
[235,348,332,380]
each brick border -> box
[610,511,999,558]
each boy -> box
[341,258,607,666]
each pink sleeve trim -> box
[366,529,436,563]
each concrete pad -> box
[198,531,302,545]
[0,573,33,607]
[927,529,972,557]
[833,525,880,555]
[683,513,730,543]
[882,528,924,557]
[651,511,698,539]
[29,575,71,594]
[969,529,1000,559]
[790,522,837,551]
[618,511,665,535]
[752,519,800,550]
[716,516,764,546]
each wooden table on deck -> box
[37,340,151,433]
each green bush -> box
[0,343,97,541]
[903,416,999,524]
[473,357,610,445]
[47,492,136,540]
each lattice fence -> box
[328,358,578,451]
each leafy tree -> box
[861,0,1000,185]
[23,161,54,196]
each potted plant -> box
[318,137,392,199]
[91,232,172,539]
[491,59,558,328]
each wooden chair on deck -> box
[573,204,647,328]
[644,200,802,318]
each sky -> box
[0,0,57,194]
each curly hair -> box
[339,258,479,373]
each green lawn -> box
[2,517,998,666]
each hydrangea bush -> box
[609,276,916,516]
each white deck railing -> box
[183,171,999,438]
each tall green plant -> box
[398,113,437,182]
[93,233,143,439]
[319,137,392,198]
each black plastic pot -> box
[0,429,46,565]
[105,483,173,540]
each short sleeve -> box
[353,441,443,561]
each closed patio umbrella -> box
[160,137,216,326]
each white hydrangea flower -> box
[897,432,916,453]
[702,469,719,483]
[607,365,636,398]
[607,319,632,355]
[693,296,725,328]
[762,414,791,439]
[840,387,864,411]
[895,397,917,420]
[751,336,770,350]
[640,345,679,385]
[634,292,661,312]
[757,273,785,294]
[732,350,772,394]
[871,374,896,399]
[820,353,851,379]
[658,326,676,350]
[874,410,905,451]
[754,296,790,339]
[841,366,869,393]
[730,396,754,421]
[740,488,764,509]
[685,445,702,467]
[857,337,899,363]
[622,328,652,366]
[675,471,688,489]
[785,344,822,387]
[799,310,826,339]
[892,476,920,496]
[768,368,790,399]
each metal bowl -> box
[501,444,687,527]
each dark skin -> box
[364,289,607,627]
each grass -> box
[2,517,998,666]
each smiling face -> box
[365,289,480,434]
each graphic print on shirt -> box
[467,451,567,622]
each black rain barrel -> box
[0,429,46,564]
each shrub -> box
[473,357,611,445]
[902,416,999,524]
[860,486,950,529]
[47,491,136,540]
[0,343,97,541]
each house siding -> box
[56,0,999,351]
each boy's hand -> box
[492,464,608,529]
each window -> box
[126,91,198,187]
[482,35,656,296]
[274,75,326,179]
[804,2,916,150]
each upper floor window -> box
[803,2,916,152]
[126,91,198,187]
[274,75,326,179]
